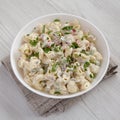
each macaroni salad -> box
[18,19,103,95]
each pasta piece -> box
[32,74,45,90]
[64,47,73,57]
[48,22,61,32]
[41,55,51,64]
[62,72,71,84]
[45,80,55,92]
[81,81,91,90]
[59,85,68,95]
[64,34,75,44]
[19,43,31,55]
[41,33,54,47]
[77,30,84,38]
[49,87,56,94]
[87,34,96,42]
[70,19,80,29]
[90,63,100,74]
[24,75,33,86]
[45,51,56,59]
[94,51,103,61]
[85,67,93,82]
[67,81,79,93]
[79,39,90,50]
[18,56,26,68]
[23,32,39,42]
[29,57,41,71]
[76,76,91,90]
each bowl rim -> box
[10,13,110,99]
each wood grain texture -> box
[0,0,120,120]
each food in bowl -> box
[17,18,103,95]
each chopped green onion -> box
[66,56,73,63]
[34,52,39,58]
[47,30,52,34]
[64,32,70,34]
[28,52,39,59]
[51,44,61,52]
[54,91,61,94]
[51,44,55,47]
[84,61,90,71]
[51,63,58,72]
[54,19,60,22]
[71,42,79,49]
[29,37,38,46]
[90,73,95,78]
[62,26,73,31]
[42,25,45,33]
[54,47,59,52]
[43,47,51,53]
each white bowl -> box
[10,13,110,99]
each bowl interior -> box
[10,13,110,99]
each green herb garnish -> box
[84,61,90,71]
[29,37,38,46]
[54,19,60,22]
[67,56,73,63]
[54,91,61,94]
[33,52,39,58]
[64,32,70,34]
[51,63,58,72]
[54,47,59,52]
[71,42,79,49]
[42,25,45,33]
[28,52,39,59]
[47,30,52,34]
[51,44,61,52]
[51,44,55,47]
[90,73,95,78]
[62,26,73,31]
[43,47,51,53]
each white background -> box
[0,0,120,120]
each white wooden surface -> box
[0,0,120,120]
